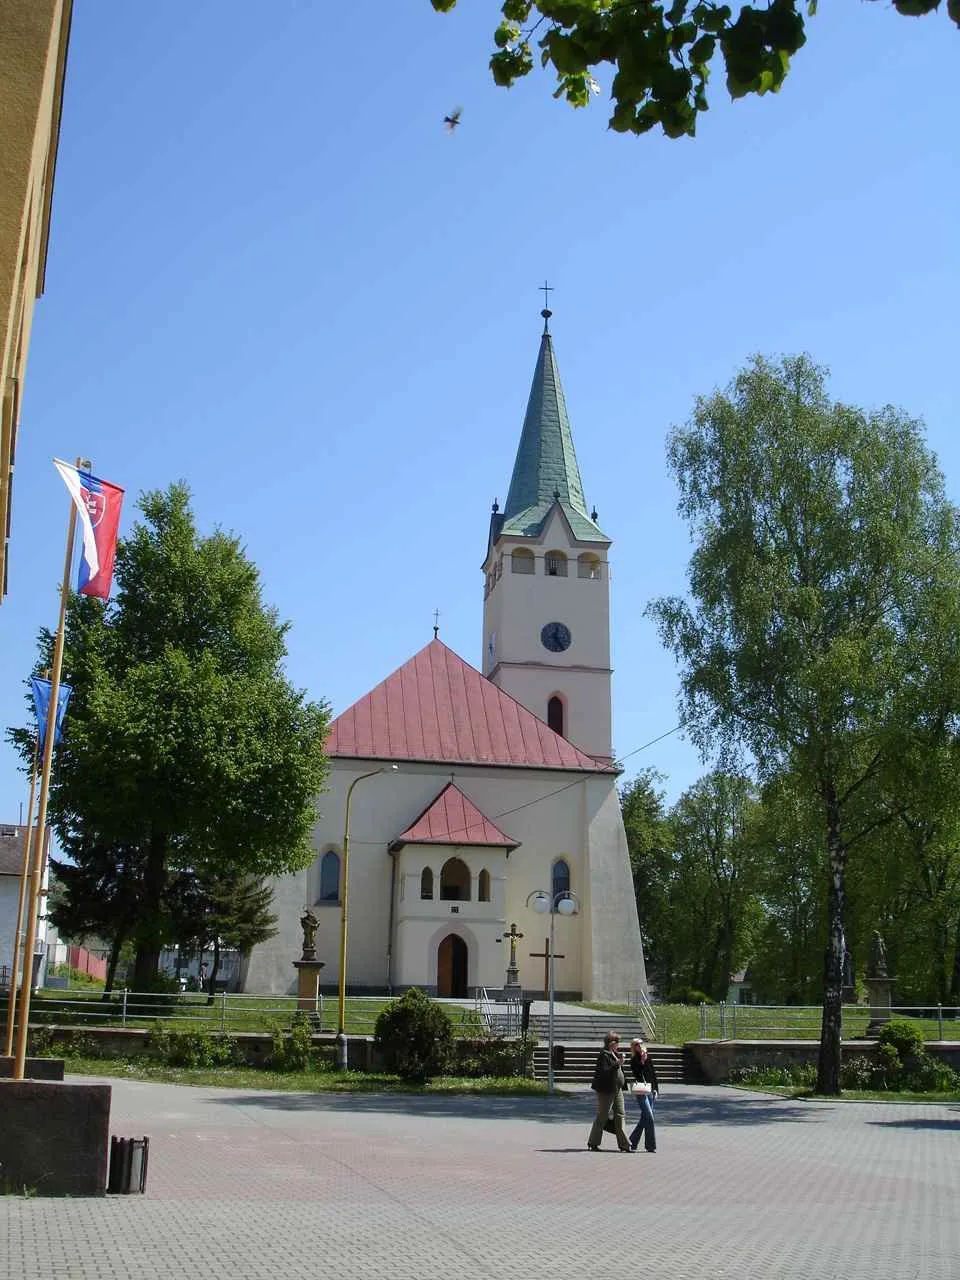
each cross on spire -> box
[540,279,553,332]
[433,609,440,640]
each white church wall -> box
[582,778,647,1002]
[244,757,636,998]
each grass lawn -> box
[64,1057,553,1095]
[574,1000,959,1044]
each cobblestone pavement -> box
[2,1078,957,1280]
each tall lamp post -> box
[337,764,397,1069]
[526,887,580,1093]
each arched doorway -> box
[437,934,468,997]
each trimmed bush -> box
[877,1019,924,1063]
[374,988,453,1082]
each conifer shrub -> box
[374,988,453,1082]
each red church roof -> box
[327,639,610,772]
[392,782,519,850]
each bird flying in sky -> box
[444,107,462,132]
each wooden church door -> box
[437,934,468,997]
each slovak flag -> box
[53,459,125,599]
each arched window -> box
[578,553,601,579]
[552,858,571,908]
[478,868,491,902]
[512,547,535,574]
[420,867,434,900]
[319,850,340,902]
[545,550,568,577]
[440,856,471,901]
[547,695,564,737]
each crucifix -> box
[529,938,565,1000]
[500,922,524,989]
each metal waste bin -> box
[108,1136,150,1194]
[551,1043,565,1070]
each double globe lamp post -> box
[337,763,398,1070]
[526,887,580,1093]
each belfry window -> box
[547,695,564,737]
[512,548,535,575]
[420,867,434,900]
[478,869,491,902]
[545,551,568,577]
[578,553,601,579]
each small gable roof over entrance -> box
[327,639,610,773]
[391,782,519,851]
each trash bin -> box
[551,1043,565,1070]
[108,1136,150,1194]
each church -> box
[243,309,647,1003]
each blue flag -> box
[31,677,72,754]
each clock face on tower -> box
[541,621,572,653]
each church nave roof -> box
[327,639,611,773]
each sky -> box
[1,3,958,827]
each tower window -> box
[512,548,535,574]
[478,868,491,902]
[552,858,571,907]
[547,695,564,737]
[578,553,601,580]
[420,867,434,900]
[545,551,568,577]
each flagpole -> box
[13,460,85,1080]
[3,733,40,1058]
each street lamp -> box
[337,764,398,1069]
[526,887,580,1093]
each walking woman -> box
[628,1038,660,1153]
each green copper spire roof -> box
[498,323,609,544]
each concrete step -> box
[527,1014,655,1043]
[530,1043,704,1085]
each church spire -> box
[498,313,608,544]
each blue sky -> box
[2,3,958,825]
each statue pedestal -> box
[865,976,894,1037]
[292,959,325,1026]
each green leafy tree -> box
[10,484,330,991]
[746,771,825,1004]
[649,354,960,1093]
[666,771,761,1000]
[431,1,959,139]
[620,769,674,991]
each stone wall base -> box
[0,1081,111,1195]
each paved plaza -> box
[2,1076,957,1280]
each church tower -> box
[482,308,613,763]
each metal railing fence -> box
[17,990,485,1036]
[627,989,657,1041]
[697,1002,960,1042]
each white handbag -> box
[631,1082,652,1096]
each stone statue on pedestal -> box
[300,907,320,961]
[867,930,889,980]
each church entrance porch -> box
[437,934,468,997]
